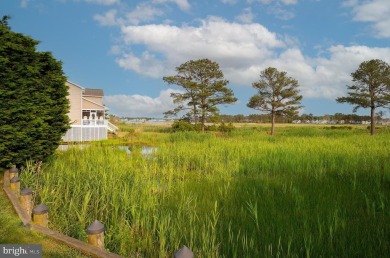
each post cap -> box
[10,167,18,173]
[174,246,194,258]
[10,176,20,183]
[32,203,49,214]
[87,220,105,234]
[20,188,33,196]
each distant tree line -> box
[217,113,377,124]
[119,112,382,125]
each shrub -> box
[219,122,235,132]
[171,120,196,132]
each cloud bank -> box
[345,0,390,38]
[113,16,390,100]
[104,89,183,117]
[95,0,390,117]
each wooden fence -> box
[2,166,194,258]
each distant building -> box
[63,81,118,142]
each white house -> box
[62,81,118,142]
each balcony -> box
[82,118,118,133]
[82,118,107,126]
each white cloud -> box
[116,51,166,78]
[110,45,123,55]
[108,44,390,117]
[252,0,272,4]
[347,0,390,38]
[152,0,191,11]
[249,0,298,5]
[116,16,390,100]
[20,0,29,8]
[102,6,390,109]
[104,89,183,117]
[94,9,119,26]
[119,17,284,77]
[126,3,164,25]
[264,45,390,99]
[235,7,255,23]
[281,0,297,5]
[342,0,358,7]
[268,4,295,20]
[84,0,119,5]
[247,0,297,20]
[221,0,239,4]
[94,1,187,27]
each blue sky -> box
[2,0,390,118]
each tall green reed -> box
[20,127,390,257]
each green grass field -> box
[20,125,390,257]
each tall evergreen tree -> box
[0,16,69,167]
[247,67,303,135]
[163,59,237,132]
[336,59,390,135]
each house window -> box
[97,110,104,119]
[82,110,105,124]
[82,110,90,120]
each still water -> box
[59,144,157,156]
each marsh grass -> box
[23,126,390,257]
[0,171,90,258]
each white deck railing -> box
[107,121,119,133]
[62,120,119,142]
[63,125,107,142]
[82,119,119,133]
[82,119,107,126]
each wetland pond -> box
[59,144,157,156]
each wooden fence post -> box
[174,246,194,258]
[32,203,49,228]
[10,176,20,197]
[9,166,19,180]
[87,220,105,249]
[20,188,33,218]
[3,167,10,187]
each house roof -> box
[83,88,104,97]
[66,81,84,89]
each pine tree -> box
[336,59,390,135]
[247,67,303,135]
[163,59,237,132]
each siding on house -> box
[82,99,104,110]
[66,81,83,125]
[82,89,105,112]
[63,81,109,142]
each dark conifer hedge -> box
[0,16,69,167]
